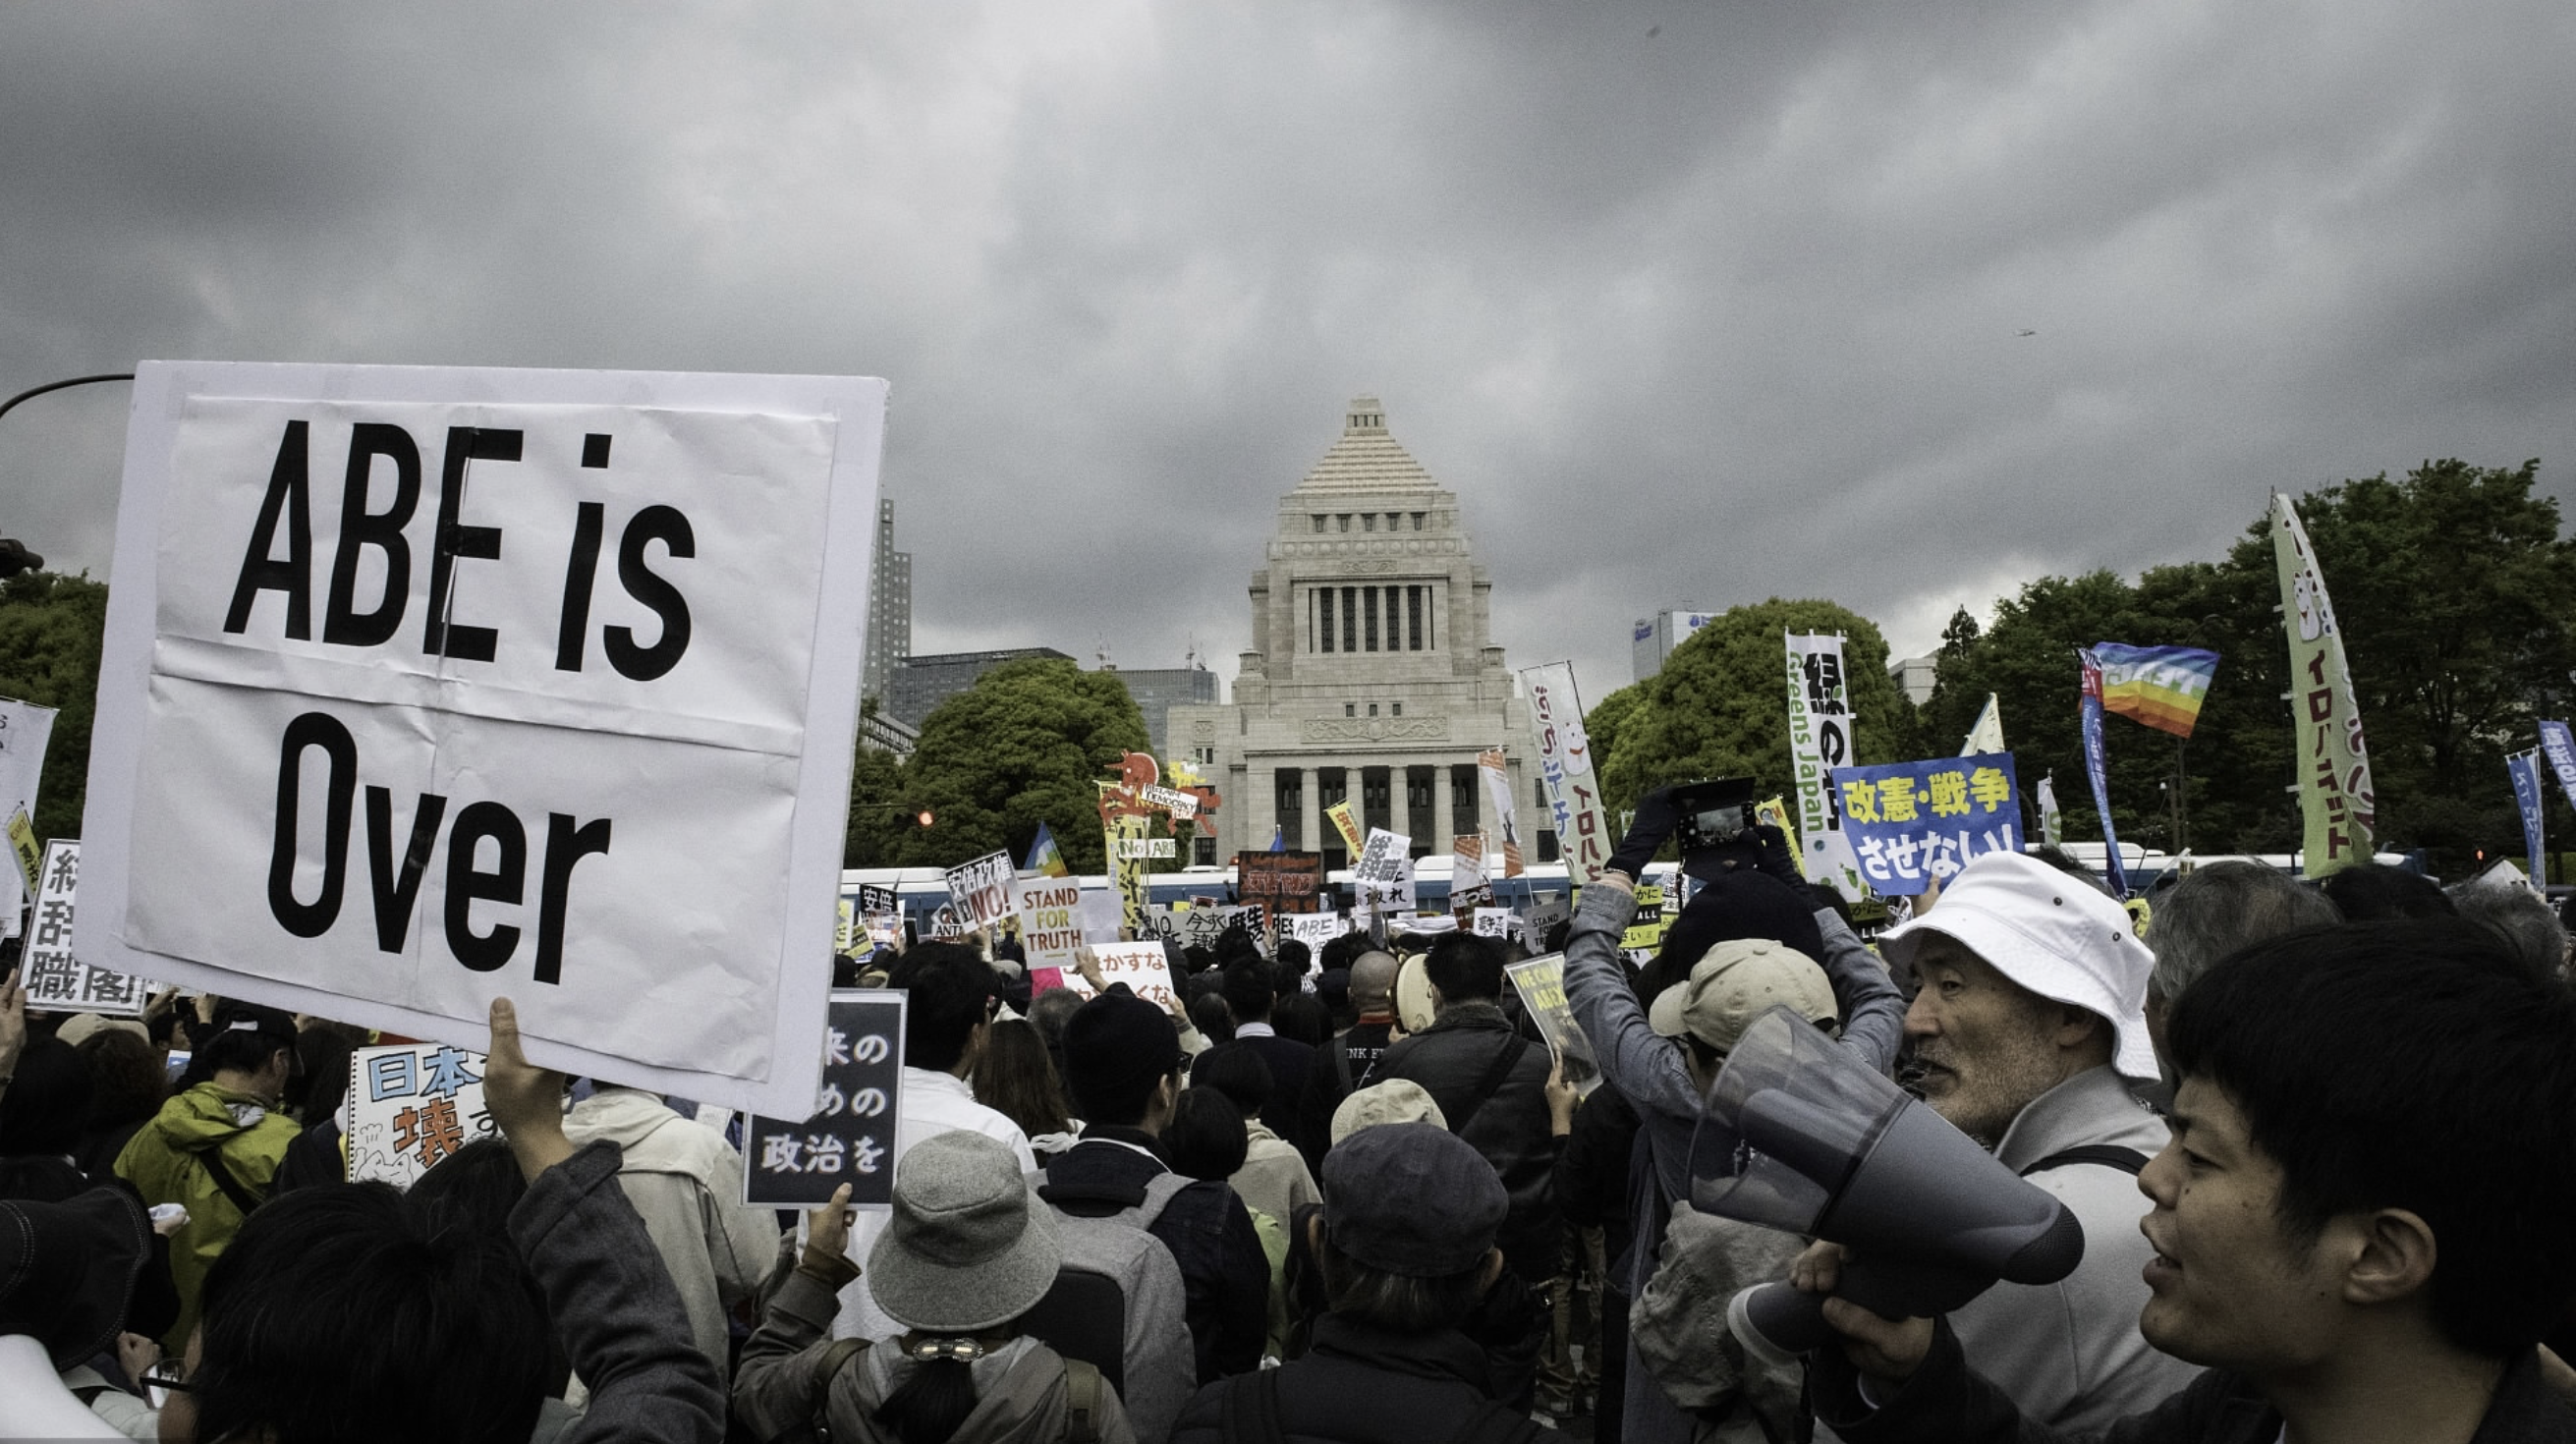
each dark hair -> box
[1219,963,1276,1025]
[1650,872,1827,1003]
[404,1139,531,1239]
[2026,845,2114,895]
[1316,1227,1488,1333]
[0,1037,90,1157]
[2315,862,2452,922]
[2446,884,2569,983]
[1189,1042,1274,1117]
[1212,925,1263,971]
[1272,992,1328,1047]
[294,1022,368,1125]
[872,1356,979,1444]
[970,1019,1073,1139]
[1276,939,1313,980]
[78,1028,168,1134]
[1317,931,1373,974]
[889,944,1000,1074]
[1188,991,1236,1045]
[197,1020,297,1081]
[195,1183,551,1444]
[2166,919,2576,1359]
[1422,933,1505,1004]
[1164,1086,1251,1181]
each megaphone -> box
[1689,1005,2086,1365]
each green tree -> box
[877,658,1153,875]
[842,739,910,867]
[0,570,110,842]
[1582,681,1647,791]
[1599,598,1919,820]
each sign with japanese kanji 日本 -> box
[76,363,883,1118]
[21,841,150,1016]
[746,990,906,1208]
[1830,752,2025,896]
[346,1042,498,1188]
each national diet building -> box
[1168,398,1532,871]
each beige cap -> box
[55,1014,150,1048]
[1329,1078,1448,1144]
[1647,939,1838,1053]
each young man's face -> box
[1902,935,2070,1146]
[2136,1078,2346,1370]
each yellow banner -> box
[1325,800,1364,855]
[5,808,36,898]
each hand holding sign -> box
[485,997,574,1184]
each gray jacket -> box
[508,1141,727,1444]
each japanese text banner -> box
[2270,494,2377,875]
[1830,752,2025,896]
[1522,663,1616,884]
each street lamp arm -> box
[0,372,136,423]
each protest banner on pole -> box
[2507,750,2548,888]
[77,362,882,1117]
[1504,956,1600,1096]
[2269,494,2376,876]
[2090,643,2220,739]
[745,990,906,1208]
[1090,940,1177,1007]
[2539,722,2576,812]
[1522,663,1616,884]
[21,840,149,1016]
[0,697,56,936]
[1012,873,1085,971]
[1323,800,1364,856]
[345,1042,498,1187]
[1236,851,1324,914]
[2077,650,2131,898]
[1832,752,2025,896]
[1476,749,1523,877]
[1784,635,1866,897]
[943,851,1017,931]
[1751,797,1803,878]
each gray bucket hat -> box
[867,1131,1062,1333]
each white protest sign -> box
[1013,873,1085,971]
[1472,907,1512,941]
[345,1042,499,1188]
[1090,940,1176,1007]
[944,851,1017,930]
[1286,912,1348,954]
[0,698,56,934]
[21,841,150,1016]
[1077,887,1125,945]
[1352,828,1414,914]
[79,362,883,1117]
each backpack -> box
[1023,1168,1197,1444]
[774,1338,1107,1444]
[1217,1364,1543,1444]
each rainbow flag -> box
[2089,642,2220,739]
[1023,821,1070,878]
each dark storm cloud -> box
[5,1,2570,710]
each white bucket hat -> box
[1879,852,2159,1080]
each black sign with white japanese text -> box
[744,990,907,1208]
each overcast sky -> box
[6,1,2571,709]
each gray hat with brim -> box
[867,1131,1062,1333]
[1322,1121,1505,1277]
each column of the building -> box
[1431,754,1454,857]
[1247,764,1276,861]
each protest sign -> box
[2540,721,2576,812]
[1351,828,1413,913]
[2078,650,2132,897]
[1286,912,1348,954]
[944,851,1017,930]
[1077,887,1125,945]
[346,1042,497,1187]
[1090,941,1177,1007]
[1519,895,1571,941]
[1522,664,1616,883]
[1324,800,1364,855]
[78,363,882,1117]
[1472,907,1512,940]
[22,841,149,1016]
[1785,634,1866,897]
[746,990,906,1207]
[5,810,34,911]
[1013,873,1085,971]
[1505,956,1600,1096]
[1621,881,1668,951]
[1476,749,1524,877]
[1832,752,2025,896]
[1237,850,1324,913]
[0,697,55,934]
[2270,494,2376,874]
[1140,903,1260,951]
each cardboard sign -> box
[21,840,149,1016]
[346,1042,499,1187]
[944,851,1017,930]
[1013,874,1085,970]
[1236,850,1324,913]
[78,363,883,1118]
[1832,752,2026,895]
[1089,940,1176,1007]
[746,990,906,1207]
[1505,955,1601,1096]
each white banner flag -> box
[1522,663,1617,884]
[0,698,57,935]
[78,362,884,1117]
[1785,634,1865,898]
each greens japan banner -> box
[79,362,885,1118]
[1784,633,1866,898]
[1830,752,2024,896]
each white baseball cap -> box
[1879,852,2158,1080]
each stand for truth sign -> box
[79,362,884,1118]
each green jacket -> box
[114,1082,301,1351]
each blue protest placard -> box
[744,989,907,1208]
[1829,752,2025,896]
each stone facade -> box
[1169,398,1530,868]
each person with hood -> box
[733,1130,1135,1444]
[564,1073,781,1381]
[110,1000,302,1353]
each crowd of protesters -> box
[5,794,2576,1444]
